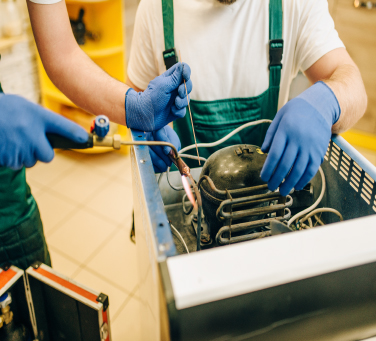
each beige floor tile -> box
[85,178,133,225]
[26,152,77,186]
[49,163,109,204]
[86,226,138,294]
[33,190,77,236]
[111,297,141,341]
[49,248,81,278]
[26,176,44,196]
[61,150,131,179]
[73,268,128,319]
[47,209,117,264]
[113,157,133,186]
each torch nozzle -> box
[168,150,190,177]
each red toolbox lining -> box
[33,268,98,304]
[0,269,17,290]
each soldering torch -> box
[46,115,191,177]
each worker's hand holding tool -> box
[146,126,181,173]
[260,81,341,196]
[0,94,88,170]
[125,62,192,132]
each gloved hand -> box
[125,62,192,132]
[0,94,88,169]
[260,81,341,196]
[146,125,181,173]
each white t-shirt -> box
[128,0,344,109]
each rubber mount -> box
[94,115,110,138]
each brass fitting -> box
[93,134,121,150]
[1,306,13,325]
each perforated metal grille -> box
[325,140,376,212]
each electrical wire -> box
[300,208,343,225]
[179,154,207,162]
[170,223,189,254]
[314,213,325,226]
[179,119,272,154]
[288,166,326,227]
[166,166,185,191]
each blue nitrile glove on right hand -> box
[125,62,192,132]
[260,81,341,196]
[0,94,88,169]
[146,125,181,173]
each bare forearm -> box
[324,64,367,134]
[27,0,128,125]
[46,47,128,125]
[305,48,367,134]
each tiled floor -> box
[26,148,140,340]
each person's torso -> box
[149,0,302,108]
[0,81,36,232]
[0,167,37,231]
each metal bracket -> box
[100,322,109,341]
[191,213,212,248]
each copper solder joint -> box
[168,150,190,176]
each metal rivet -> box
[140,159,146,164]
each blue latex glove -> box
[0,94,88,169]
[125,62,192,132]
[260,81,340,196]
[146,126,181,173]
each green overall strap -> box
[162,0,178,69]
[269,0,283,91]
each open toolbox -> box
[0,262,110,341]
[131,130,376,341]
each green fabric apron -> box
[162,0,283,162]
[0,84,51,270]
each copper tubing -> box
[119,139,190,176]
[168,149,190,176]
[188,174,203,251]
[120,140,179,157]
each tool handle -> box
[47,133,94,149]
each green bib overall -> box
[0,84,50,270]
[162,0,283,161]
